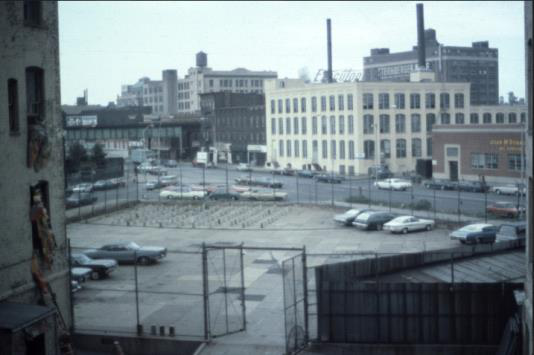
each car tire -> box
[426,224,432,231]
[138,257,150,266]
[90,271,100,280]
[402,228,408,234]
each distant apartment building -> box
[1,1,71,353]
[200,92,266,164]
[264,74,526,178]
[363,29,499,105]
[116,52,277,115]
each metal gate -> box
[282,251,309,354]
[202,243,246,339]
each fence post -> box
[115,184,119,209]
[296,173,300,204]
[240,243,247,331]
[222,248,229,334]
[104,186,108,213]
[291,257,298,352]
[457,184,461,224]
[368,176,371,209]
[389,185,392,212]
[349,176,353,208]
[410,184,414,215]
[302,246,309,345]
[67,239,75,332]
[484,189,488,223]
[330,172,334,207]
[450,252,455,285]
[134,251,141,334]
[314,178,318,205]
[433,188,436,220]
[202,243,210,341]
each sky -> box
[58,1,526,106]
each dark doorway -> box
[26,333,45,355]
[449,161,458,181]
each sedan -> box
[66,192,97,209]
[237,163,252,172]
[487,202,525,218]
[423,179,455,191]
[70,253,118,280]
[146,180,165,190]
[297,170,315,178]
[352,211,396,231]
[456,181,489,193]
[72,183,93,193]
[208,188,240,201]
[71,267,92,283]
[450,224,497,244]
[84,241,167,265]
[333,208,370,226]
[491,184,525,196]
[255,177,283,188]
[241,188,288,201]
[314,174,344,184]
[384,216,435,234]
[160,186,207,200]
[496,222,526,241]
[374,178,412,191]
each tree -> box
[66,142,88,172]
[91,143,106,167]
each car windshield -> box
[127,242,141,250]
[73,254,91,264]
[498,225,516,235]
[344,209,360,216]
[460,224,485,232]
[357,212,372,220]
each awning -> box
[0,303,56,333]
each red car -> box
[487,202,525,218]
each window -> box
[338,95,344,110]
[410,93,420,109]
[378,93,389,109]
[271,118,276,134]
[508,153,524,171]
[396,139,406,158]
[312,140,318,159]
[348,140,355,159]
[322,140,328,159]
[329,116,336,134]
[380,139,391,158]
[485,153,498,169]
[509,112,517,123]
[446,147,458,157]
[440,93,450,109]
[395,114,405,133]
[8,79,19,133]
[294,140,300,157]
[483,113,492,124]
[293,98,299,113]
[454,113,464,124]
[329,95,335,111]
[278,117,283,134]
[364,140,375,159]
[302,140,308,158]
[26,67,45,121]
[301,97,307,113]
[270,100,275,114]
[520,112,526,123]
[312,116,318,134]
[363,93,373,109]
[379,114,389,133]
[293,117,299,134]
[338,115,345,134]
[286,117,291,134]
[454,93,464,108]
[339,140,346,159]
[496,113,505,123]
[363,115,374,134]
[411,114,421,132]
[285,99,291,113]
[321,116,327,134]
[320,96,327,111]
[311,97,317,112]
[279,140,284,157]
[347,94,354,110]
[286,140,292,157]
[394,93,405,109]
[441,113,450,125]
[426,113,435,132]
[24,0,42,26]
[426,137,432,156]
[412,138,422,157]
[331,140,336,159]
[347,115,354,134]
[301,117,307,134]
[278,99,283,113]
[470,113,479,124]
[471,153,485,169]
[425,93,436,108]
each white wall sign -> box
[66,115,98,127]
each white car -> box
[241,188,287,201]
[333,209,370,226]
[159,186,207,200]
[384,216,435,234]
[491,184,525,195]
[72,183,93,193]
[237,163,252,172]
[374,178,412,191]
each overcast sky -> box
[58,1,526,106]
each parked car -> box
[162,159,178,168]
[160,175,178,186]
[148,166,168,176]
[240,188,288,201]
[160,186,207,200]
[145,180,165,190]
[231,185,251,193]
[191,182,220,193]
[314,174,344,184]
[352,211,396,231]
[449,223,497,244]
[66,192,97,208]
[423,179,455,191]
[368,165,393,179]
[93,179,121,191]
[70,253,118,280]
[496,222,526,240]
[71,280,82,293]
[281,167,296,176]
[237,163,252,172]
[491,184,526,196]
[374,178,412,191]
[208,188,240,201]
[297,170,316,178]
[487,202,525,218]
[333,208,370,226]
[456,181,489,193]
[235,176,254,185]
[84,241,167,265]
[72,183,93,193]
[255,177,283,188]
[383,216,435,234]
[71,267,92,283]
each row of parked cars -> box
[423,179,526,195]
[333,208,526,244]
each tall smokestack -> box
[327,18,333,83]
[416,3,426,69]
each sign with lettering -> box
[313,69,362,83]
[66,115,98,127]
[489,139,522,152]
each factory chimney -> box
[327,18,333,83]
[416,3,426,69]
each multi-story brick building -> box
[0,1,71,353]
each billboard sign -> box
[66,115,98,127]
[313,69,362,83]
